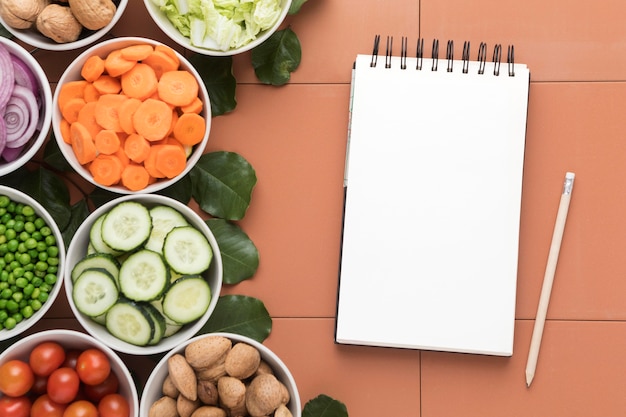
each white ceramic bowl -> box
[143,0,292,56]
[0,37,51,177]
[0,329,139,416]
[0,185,65,341]
[140,332,301,417]
[65,193,223,355]
[0,0,128,51]
[52,36,211,194]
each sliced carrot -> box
[155,44,180,67]
[59,118,71,144]
[143,145,165,179]
[61,97,86,124]
[120,44,154,61]
[121,63,158,100]
[92,75,122,95]
[154,144,187,179]
[77,101,102,140]
[95,94,128,132]
[83,83,101,103]
[57,80,88,112]
[80,55,105,83]
[123,133,151,163]
[118,98,142,135]
[180,96,203,114]
[143,49,179,79]
[173,112,206,146]
[114,143,130,167]
[70,122,97,165]
[104,49,136,78]
[157,70,199,107]
[132,98,173,142]
[121,163,151,191]
[94,129,121,155]
[89,154,124,186]
[168,110,178,136]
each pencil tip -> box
[525,371,534,387]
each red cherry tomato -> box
[47,367,80,404]
[29,341,66,377]
[62,350,82,370]
[0,359,34,397]
[98,393,130,417]
[83,371,119,402]
[31,394,66,417]
[76,349,110,386]
[0,395,31,417]
[62,400,98,417]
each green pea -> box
[0,196,10,208]
[30,299,42,311]
[24,222,35,234]
[21,306,33,319]
[3,317,15,330]
[21,206,34,217]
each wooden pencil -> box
[525,172,575,387]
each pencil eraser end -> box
[566,172,575,180]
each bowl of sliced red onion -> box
[0,37,51,176]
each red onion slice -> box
[3,85,39,149]
[0,44,15,110]
[0,117,6,157]
[11,54,39,95]
[1,144,25,162]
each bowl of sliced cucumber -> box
[64,193,222,355]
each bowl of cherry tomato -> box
[0,329,138,417]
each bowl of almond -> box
[140,333,301,417]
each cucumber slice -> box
[89,214,123,256]
[162,276,211,324]
[71,253,121,287]
[144,205,189,254]
[105,299,154,346]
[72,268,119,317]
[143,302,166,345]
[101,201,152,252]
[119,249,169,302]
[163,226,213,274]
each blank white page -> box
[336,52,530,356]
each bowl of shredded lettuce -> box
[144,0,291,55]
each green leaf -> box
[190,151,257,221]
[189,54,237,116]
[88,188,119,208]
[303,395,349,417]
[43,135,73,172]
[61,199,90,249]
[200,295,271,342]
[252,28,301,85]
[20,168,72,231]
[157,173,193,204]
[206,219,259,285]
[0,24,11,39]
[289,0,309,14]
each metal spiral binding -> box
[492,44,502,76]
[385,36,393,68]
[507,45,515,76]
[431,39,439,71]
[400,36,408,70]
[477,42,487,74]
[370,34,380,67]
[446,40,454,72]
[462,41,471,74]
[367,35,514,76]
[416,38,424,70]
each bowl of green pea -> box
[0,185,65,341]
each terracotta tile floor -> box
[8,0,626,415]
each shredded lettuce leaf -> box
[152,0,282,51]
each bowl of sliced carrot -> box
[52,36,211,194]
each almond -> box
[168,353,198,401]
[185,335,232,370]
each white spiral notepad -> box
[335,36,530,356]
